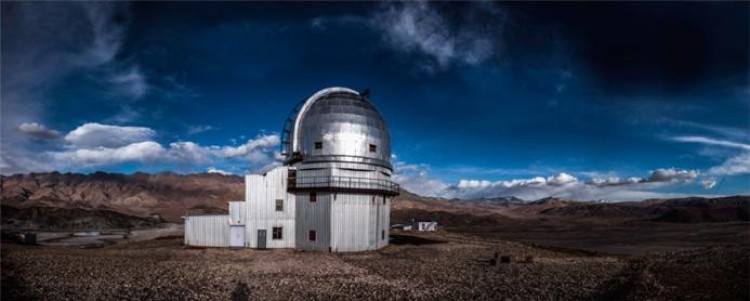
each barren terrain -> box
[2,173,749,300]
[3,231,747,301]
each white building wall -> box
[184,215,230,247]
[330,193,389,252]
[245,167,296,249]
[295,192,331,251]
[229,201,246,225]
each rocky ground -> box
[2,231,747,301]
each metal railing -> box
[288,175,399,195]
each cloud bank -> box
[393,155,704,201]
[1,122,281,175]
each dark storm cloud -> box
[504,2,749,96]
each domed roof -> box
[283,87,391,168]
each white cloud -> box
[64,123,155,148]
[647,168,699,183]
[17,122,61,139]
[1,121,282,174]
[548,173,578,185]
[673,136,750,151]
[167,141,211,164]
[371,1,497,70]
[221,135,280,159]
[708,152,750,176]
[187,125,215,135]
[701,178,718,189]
[442,169,699,201]
[78,2,126,67]
[51,141,165,168]
[109,66,148,99]
[391,157,704,201]
[671,135,750,176]
[207,167,232,175]
[391,157,449,196]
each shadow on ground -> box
[389,234,445,245]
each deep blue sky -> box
[2,2,748,200]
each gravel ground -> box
[2,231,747,301]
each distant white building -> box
[185,87,399,252]
[413,221,438,232]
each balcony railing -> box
[288,175,400,196]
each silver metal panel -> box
[292,166,399,195]
[287,87,392,169]
[295,191,331,251]
[297,161,392,176]
[184,215,229,247]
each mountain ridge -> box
[2,172,748,229]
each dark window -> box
[273,227,283,240]
[314,142,323,149]
[275,199,283,211]
[310,192,317,202]
[382,230,385,240]
[383,196,386,205]
[309,230,317,241]
[369,144,377,152]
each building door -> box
[257,229,267,249]
[229,225,245,248]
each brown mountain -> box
[1,172,243,223]
[2,172,748,230]
[535,196,750,222]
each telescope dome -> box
[283,87,391,169]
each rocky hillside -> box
[533,196,750,222]
[2,172,748,229]
[1,172,243,222]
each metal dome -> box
[282,87,392,169]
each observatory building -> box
[185,87,399,252]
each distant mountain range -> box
[2,172,748,230]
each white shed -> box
[413,221,438,232]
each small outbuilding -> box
[413,221,438,232]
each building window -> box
[382,230,385,240]
[310,192,317,202]
[383,196,386,205]
[275,199,283,211]
[314,142,323,149]
[273,227,283,240]
[309,230,317,241]
[369,144,377,152]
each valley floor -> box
[2,229,748,301]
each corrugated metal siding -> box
[380,196,391,248]
[295,192,331,251]
[330,193,389,252]
[184,215,229,247]
[245,167,296,249]
[184,165,391,252]
[229,201,246,225]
